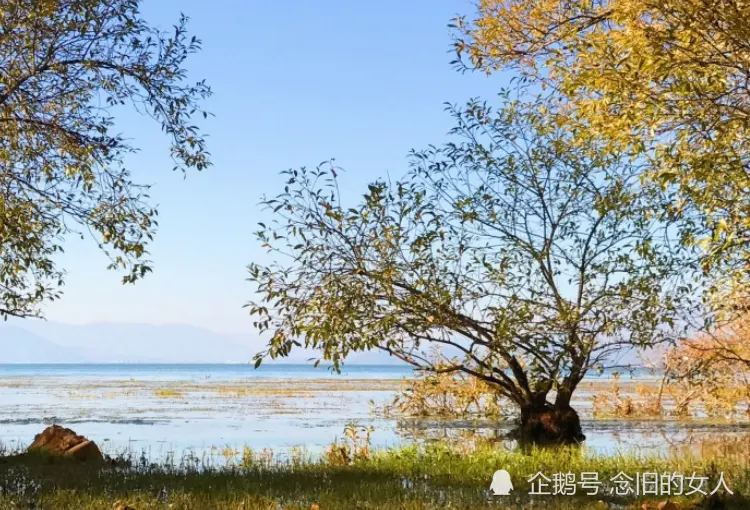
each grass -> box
[0,442,749,509]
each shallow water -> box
[0,364,746,463]
[0,364,407,461]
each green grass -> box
[0,443,748,509]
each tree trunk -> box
[511,404,586,444]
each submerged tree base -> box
[511,406,586,444]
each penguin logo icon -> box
[490,469,513,496]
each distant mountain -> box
[0,321,405,364]
[0,326,82,363]
[2,321,258,363]
[0,320,646,367]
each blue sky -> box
[41,0,507,335]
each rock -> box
[113,501,136,510]
[65,440,103,461]
[657,502,679,510]
[27,425,104,463]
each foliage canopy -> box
[0,0,211,318]
[453,0,750,278]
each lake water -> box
[0,364,410,463]
[0,363,747,464]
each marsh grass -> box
[0,442,749,509]
[154,389,185,399]
[41,379,401,402]
[214,386,310,398]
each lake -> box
[0,363,748,465]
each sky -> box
[39,0,507,336]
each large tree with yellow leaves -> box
[453,0,750,283]
[0,0,211,318]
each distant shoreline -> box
[0,362,405,366]
[0,363,657,378]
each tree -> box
[592,336,750,420]
[247,97,698,442]
[0,0,211,318]
[452,0,750,279]
[660,335,750,418]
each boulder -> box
[27,425,104,463]
[113,501,136,510]
[657,502,679,510]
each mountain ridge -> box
[0,321,403,365]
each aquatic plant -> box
[323,422,374,466]
[384,359,510,419]
[592,329,750,420]
[154,389,185,399]
[591,375,664,419]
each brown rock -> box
[657,502,679,510]
[65,440,103,462]
[113,501,136,510]
[27,425,104,463]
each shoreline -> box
[0,440,748,509]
